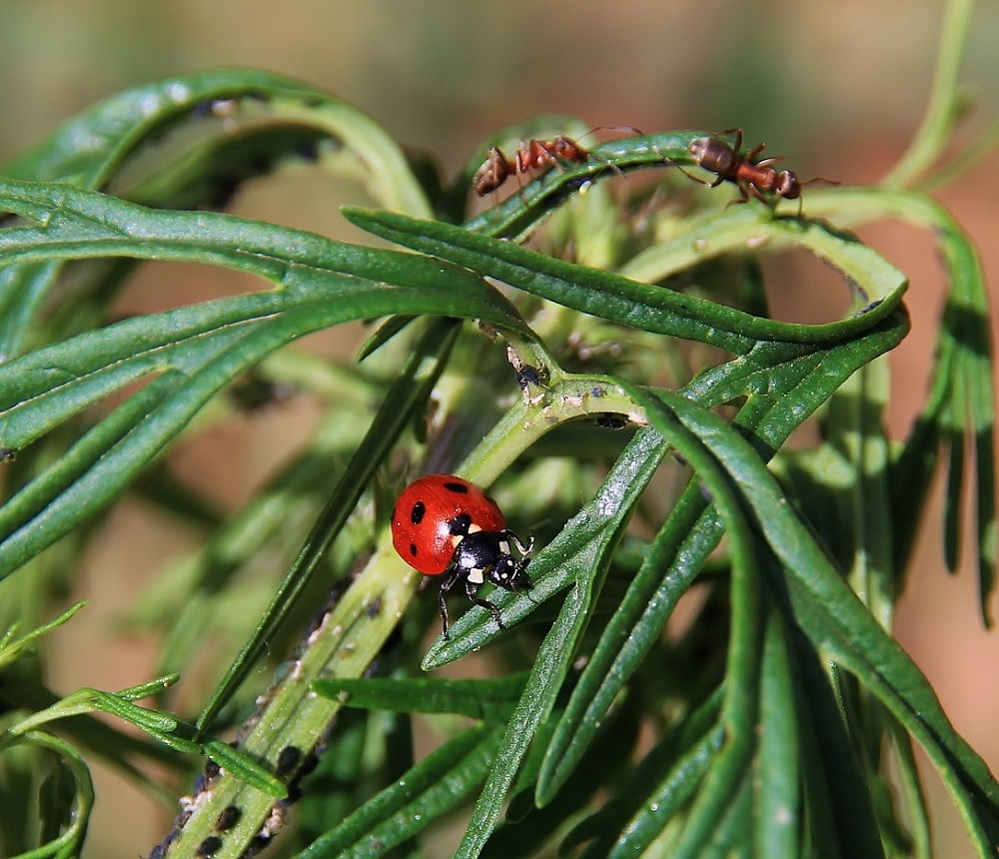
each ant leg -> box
[716,128,743,152]
[584,125,645,139]
[673,161,713,186]
[590,125,679,178]
[533,139,566,171]
[465,577,504,629]
[723,180,751,207]
[747,183,771,205]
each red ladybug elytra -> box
[391,474,532,638]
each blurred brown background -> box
[2,1,998,856]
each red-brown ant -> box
[687,128,809,205]
[472,127,644,198]
[473,135,590,196]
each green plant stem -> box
[918,118,999,192]
[881,0,975,186]
[160,361,641,859]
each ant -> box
[473,135,590,197]
[687,128,812,205]
[472,127,643,198]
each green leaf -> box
[200,740,286,798]
[755,610,800,859]
[312,674,527,721]
[294,725,504,859]
[0,602,86,671]
[606,725,726,858]
[792,629,886,857]
[0,69,431,361]
[3,69,430,213]
[537,314,908,803]
[482,695,642,858]
[3,732,94,859]
[446,429,669,858]
[343,207,906,354]
[2,681,285,800]
[0,183,528,581]
[565,689,723,857]
[194,319,462,734]
[805,186,998,624]
[634,387,999,856]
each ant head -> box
[776,170,800,199]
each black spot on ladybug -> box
[443,481,469,494]
[448,513,472,536]
[196,836,223,857]
[409,542,418,557]
[276,745,301,776]
[410,501,426,525]
[216,805,242,832]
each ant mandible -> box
[473,135,590,197]
[688,128,802,204]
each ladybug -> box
[391,474,533,638]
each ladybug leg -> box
[501,530,534,595]
[504,529,534,558]
[438,567,461,639]
[465,576,505,629]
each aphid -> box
[275,745,301,777]
[216,805,242,832]
[688,128,803,204]
[473,135,590,196]
[196,835,223,857]
[391,474,533,638]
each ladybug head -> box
[487,545,531,592]
[452,531,532,592]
